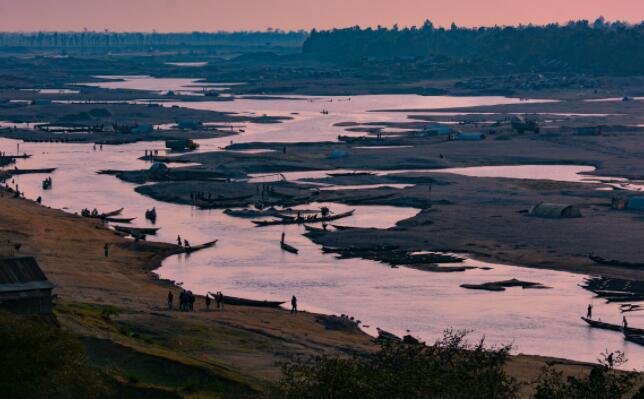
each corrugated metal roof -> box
[0,256,53,291]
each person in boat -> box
[81,208,90,217]
[91,208,99,217]
[587,304,593,319]
[205,294,211,311]
[177,235,182,246]
[167,290,174,310]
[291,296,298,313]
[184,239,190,248]
[623,316,629,330]
[104,243,109,257]
[320,207,330,217]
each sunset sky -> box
[1,0,643,32]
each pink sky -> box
[1,0,643,32]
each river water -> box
[2,84,642,367]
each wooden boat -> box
[331,224,357,231]
[280,233,299,254]
[182,240,218,254]
[208,293,285,308]
[42,178,52,190]
[101,208,124,218]
[252,209,355,227]
[303,224,327,233]
[114,225,160,236]
[103,217,135,223]
[581,317,644,335]
[589,255,644,269]
[624,332,644,346]
[280,241,299,254]
[327,171,376,177]
[11,168,56,175]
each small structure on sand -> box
[627,196,644,211]
[449,132,486,141]
[529,202,582,218]
[0,257,54,315]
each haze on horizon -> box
[0,0,643,32]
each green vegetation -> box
[0,311,111,399]
[304,19,644,75]
[269,330,640,399]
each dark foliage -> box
[0,311,111,399]
[303,19,644,74]
[269,330,520,399]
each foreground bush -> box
[0,312,111,399]
[269,330,641,399]
[270,330,520,399]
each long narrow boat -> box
[103,217,135,223]
[252,209,355,227]
[581,317,644,335]
[624,332,644,346]
[182,240,218,254]
[114,225,160,235]
[280,241,299,254]
[327,171,376,177]
[101,208,124,218]
[208,293,286,308]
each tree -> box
[269,330,520,399]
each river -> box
[2,83,641,366]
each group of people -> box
[92,144,103,151]
[144,149,159,157]
[81,208,100,217]
[167,290,226,311]
[176,235,190,248]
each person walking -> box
[167,290,174,310]
[291,295,298,313]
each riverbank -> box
[0,187,627,397]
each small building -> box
[450,132,486,141]
[0,257,54,315]
[417,124,453,137]
[529,203,582,218]
[177,120,203,130]
[327,149,351,159]
[627,196,644,211]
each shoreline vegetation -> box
[1,188,640,398]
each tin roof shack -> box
[529,203,582,218]
[0,257,54,315]
[416,124,453,137]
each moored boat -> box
[114,225,160,236]
[253,209,355,227]
[208,292,286,308]
[581,317,644,335]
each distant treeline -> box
[0,31,307,49]
[303,19,644,74]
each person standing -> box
[291,295,298,313]
[167,290,174,310]
[586,304,593,319]
[205,294,211,311]
[623,316,629,330]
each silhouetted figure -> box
[167,290,174,310]
[587,304,593,319]
[36,196,42,204]
[177,235,182,246]
[607,352,614,368]
[184,239,190,248]
[291,296,298,313]
[205,294,211,310]
[104,243,109,257]
[623,316,628,330]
